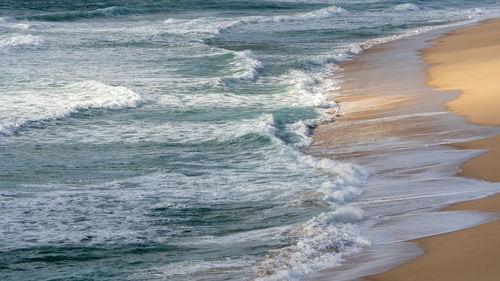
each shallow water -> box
[1,1,500,280]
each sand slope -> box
[366,18,500,281]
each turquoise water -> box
[1,1,499,280]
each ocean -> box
[1,1,500,280]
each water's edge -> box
[305,23,500,281]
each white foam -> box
[0,34,44,48]
[298,155,368,186]
[287,120,316,148]
[274,5,347,22]
[163,6,347,36]
[319,184,363,205]
[468,8,486,19]
[255,207,369,280]
[154,70,339,118]
[284,70,339,110]
[0,16,34,30]
[139,257,255,280]
[12,23,32,30]
[48,112,276,144]
[220,50,263,82]
[319,206,364,224]
[0,81,143,136]
[248,132,369,279]
[390,3,420,12]
[348,44,364,55]
[188,109,371,281]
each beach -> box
[364,18,500,281]
[306,17,500,281]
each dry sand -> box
[366,18,500,281]
[424,19,500,126]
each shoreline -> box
[307,18,500,281]
[365,18,500,281]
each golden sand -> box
[422,18,500,182]
[366,18,500,281]
[423,19,500,126]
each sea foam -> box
[255,207,369,280]
[220,50,264,83]
[0,34,43,48]
[0,16,33,30]
[0,81,143,136]
[390,3,420,12]
[163,6,347,36]
[248,114,369,280]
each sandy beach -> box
[365,18,500,281]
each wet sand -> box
[366,194,500,281]
[452,134,500,182]
[366,18,500,281]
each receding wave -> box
[253,153,369,280]
[0,81,143,136]
[26,6,140,21]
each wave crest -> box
[163,5,347,35]
[390,3,420,11]
[220,50,263,83]
[0,81,143,136]
[0,35,44,48]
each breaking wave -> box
[0,34,44,48]
[220,50,264,83]
[0,81,143,136]
[390,3,420,11]
[163,6,347,35]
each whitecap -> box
[0,34,44,48]
[0,16,34,30]
[220,50,264,83]
[390,3,420,12]
[0,81,143,136]
[162,6,347,36]
[289,5,347,21]
[468,8,486,19]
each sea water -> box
[1,1,500,280]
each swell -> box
[25,6,140,22]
